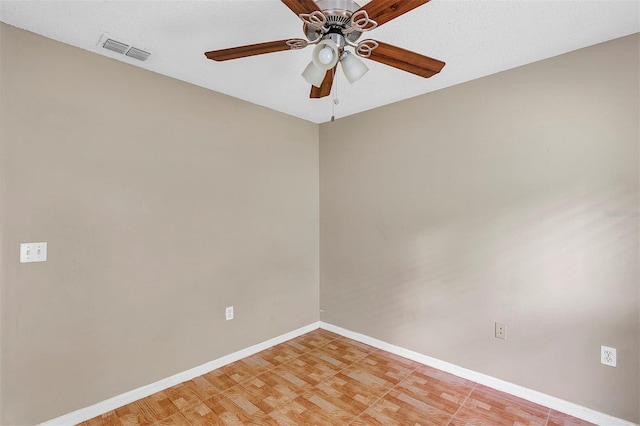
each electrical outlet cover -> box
[495,322,507,340]
[601,345,616,367]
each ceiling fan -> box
[204,0,445,99]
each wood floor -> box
[80,329,594,426]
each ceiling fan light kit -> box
[312,38,340,69]
[204,0,446,99]
[302,60,328,87]
[341,51,369,84]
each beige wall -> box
[320,34,639,422]
[0,24,319,425]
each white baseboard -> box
[320,321,637,426]
[40,322,320,426]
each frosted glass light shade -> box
[302,61,326,87]
[312,39,339,70]
[341,52,369,84]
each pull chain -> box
[331,68,338,122]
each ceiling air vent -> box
[103,38,130,54]
[98,34,153,62]
[125,47,151,62]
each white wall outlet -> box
[225,306,234,321]
[601,345,616,367]
[495,322,507,340]
[20,242,47,263]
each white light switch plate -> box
[20,242,47,263]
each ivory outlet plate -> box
[495,322,507,340]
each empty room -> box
[0,1,638,425]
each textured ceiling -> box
[1,0,638,124]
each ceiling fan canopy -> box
[302,0,365,44]
[204,0,446,99]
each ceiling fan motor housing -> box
[303,0,363,44]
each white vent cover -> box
[125,47,151,61]
[98,34,152,62]
[103,38,129,54]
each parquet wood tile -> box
[265,363,320,393]
[162,383,203,411]
[257,409,301,426]
[263,398,336,426]
[232,351,280,376]
[281,352,342,387]
[308,381,369,419]
[81,330,598,426]
[204,391,269,424]
[249,368,311,399]
[547,410,597,426]
[394,365,476,414]
[310,339,374,368]
[334,336,376,353]
[181,376,225,401]
[252,342,306,366]
[297,391,358,425]
[137,391,180,422]
[241,374,298,411]
[219,360,263,386]
[351,350,420,385]
[83,410,120,426]
[279,338,319,356]
[449,385,549,426]
[269,394,354,426]
[286,329,340,352]
[352,390,453,426]
[152,412,192,426]
[314,370,391,408]
[180,400,231,426]
[474,384,549,415]
[114,401,155,426]
[222,383,286,416]
[202,367,246,391]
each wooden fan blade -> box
[310,67,336,99]
[281,0,322,16]
[355,0,431,27]
[205,40,298,61]
[366,41,445,78]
